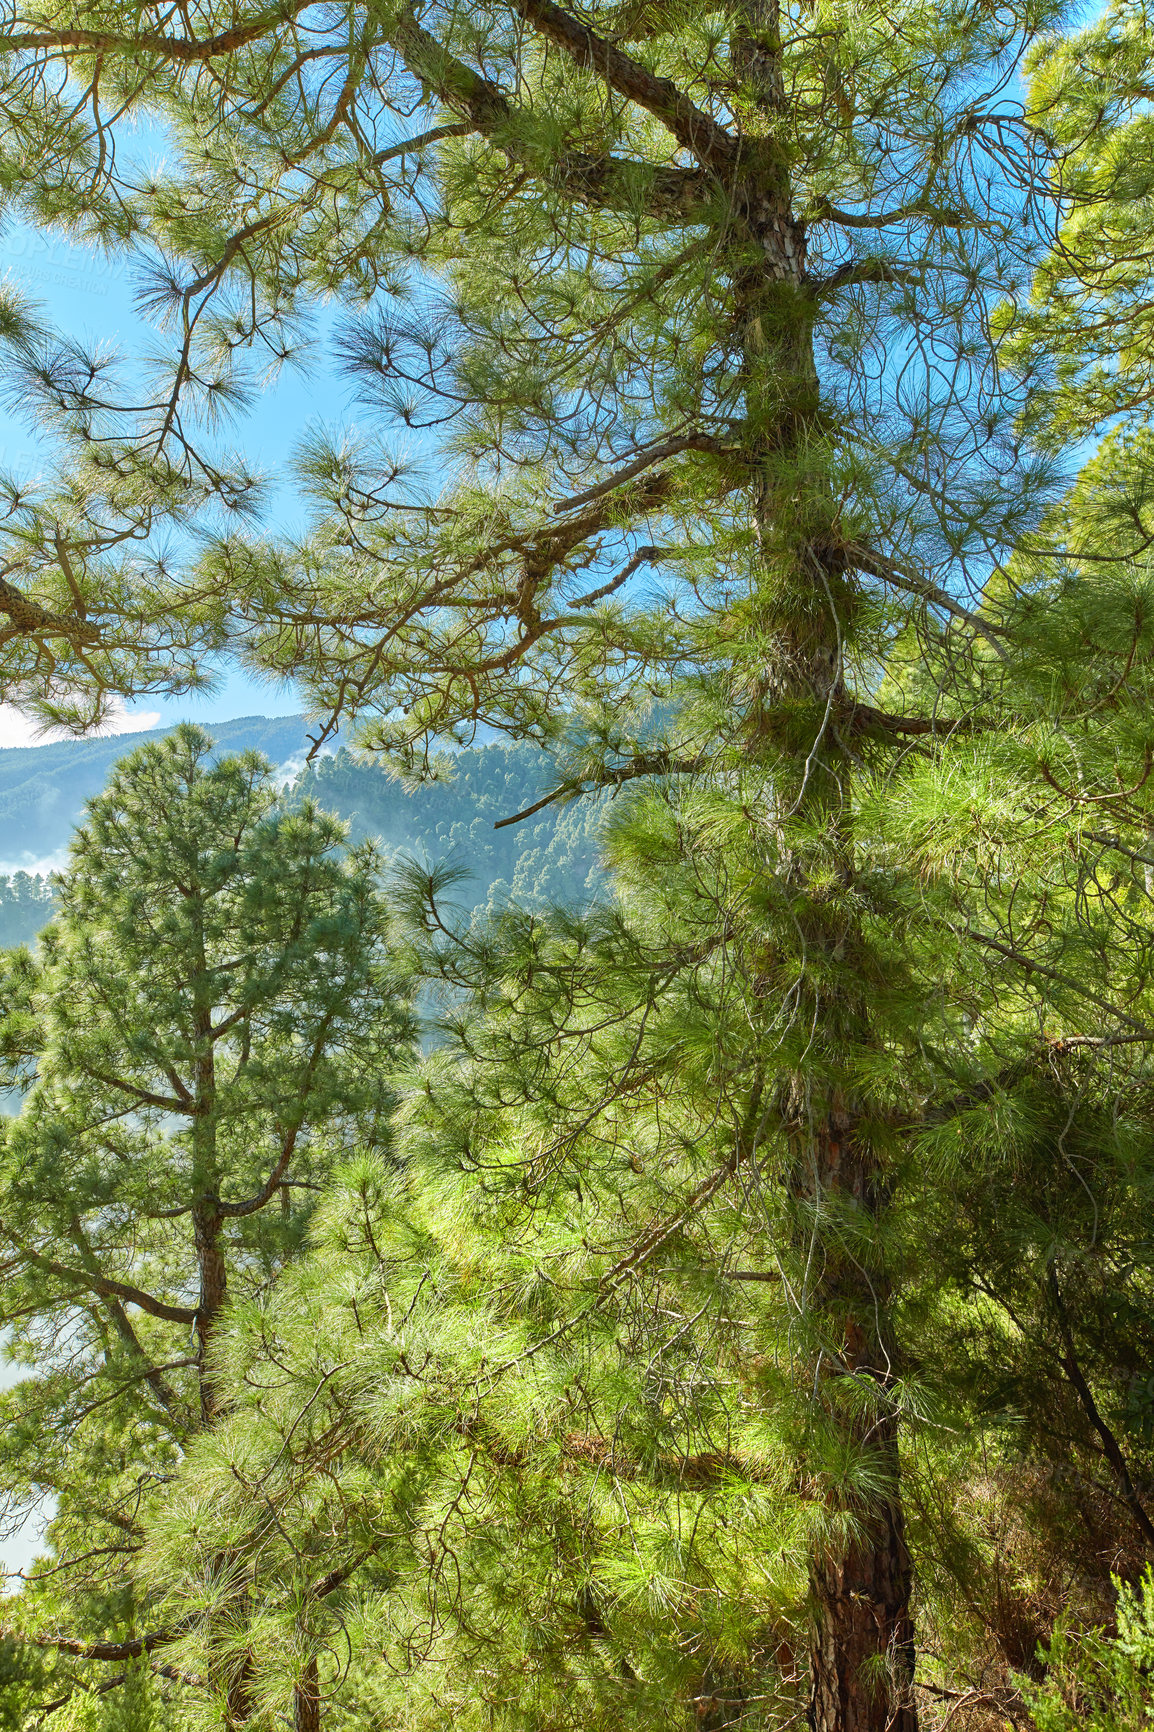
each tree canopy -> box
[0,2,1153,1731]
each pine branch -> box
[35,1674,129,1722]
[813,259,923,297]
[310,1543,383,1600]
[960,928,1152,1036]
[812,196,966,231]
[844,541,1011,652]
[217,1123,300,1217]
[480,1142,748,1385]
[20,1628,172,1661]
[1047,1269,1154,1552]
[549,434,738,514]
[35,1664,202,1721]
[95,1295,182,1414]
[0,7,306,63]
[67,1360,196,1424]
[85,1069,193,1115]
[390,14,714,223]
[493,750,702,829]
[370,122,472,167]
[0,575,97,648]
[459,1417,776,1488]
[568,544,665,608]
[846,703,982,738]
[506,0,739,174]
[0,1229,198,1326]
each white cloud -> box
[273,743,336,790]
[0,845,70,878]
[0,698,163,750]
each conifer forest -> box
[1,0,1154,1727]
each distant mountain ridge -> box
[0,716,605,951]
[0,714,314,870]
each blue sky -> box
[0,219,347,746]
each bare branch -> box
[812,196,965,230]
[843,540,1011,654]
[550,434,737,514]
[493,750,701,829]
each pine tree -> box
[0,1,1135,1727]
[892,2,1154,1657]
[133,507,1154,1732]
[1000,0,1154,449]
[0,725,413,1722]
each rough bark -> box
[224,1654,254,1732]
[809,1458,917,1732]
[191,1198,227,1422]
[727,5,920,1718]
[795,1107,917,1732]
[191,907,227,1424]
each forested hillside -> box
[0,715,312,863]
[289,746,604,914]
[0,875,55,949]
[0,728,601,947]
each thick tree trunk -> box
[809,1470,917,1732]
[799,1107,916,1732]
[224,1653,254,1732]
[731,105,920,1702]
[724,0,921,1659]
[192,1199,227,1422]
[192,968,225,1423]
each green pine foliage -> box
[1,0,1154,1729]
[0,725,414,1724]
[1021,1570,1154,1732]
[139,685,1154,1729]
[1000,0,1154,446]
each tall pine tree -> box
[0,726,412,1723]
[0,0,1134,1726]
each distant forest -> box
[0,732,603,948]
[288,745,605,916]
[0,873,55,949]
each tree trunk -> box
[727,17,921,1684]
[224,1653,254,1732]
[809,1469,917,1732]
[294,1657,321,1732]
[192,1199,227,1422]
[192,943,225,1424]
[799,1107,916,1732]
